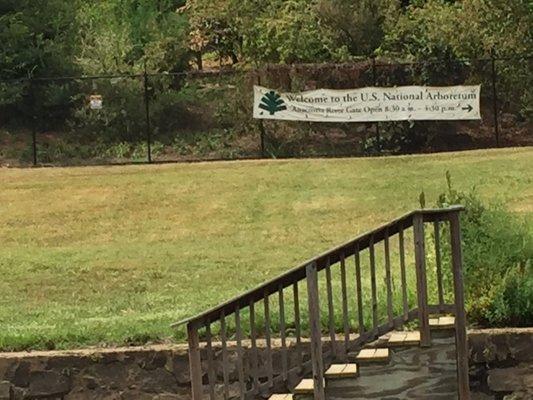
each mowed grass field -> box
[1,147,532,351]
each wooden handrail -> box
[172,206,464,328]
[181,205,468,400]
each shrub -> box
[434,172,532,327]
[487,261,532,327]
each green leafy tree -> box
[315,0,394,57]
[75,0,189,74]
[381,0,532,60]
[0,0,80,126]
[240,0,337,64]
[380,0,532,118]
[186,0,243,69]
[0,0,79,79]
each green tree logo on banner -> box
[259,90,287,115]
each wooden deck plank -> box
[356,348,390,363]
[325,363,359,379]
[343,364,358,375]
[388,330,420,347]
[356,348,376,359]
[269,395,293,400]
[430,316,455,329]
[325,364,346,375]
[439,316,455,326]
[294,379,316,394]
[404,331,421,345]
[388,332,407,344]
[374,348,390,359]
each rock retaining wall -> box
[0,345,192,399]
[0,339,317,400]
[469,328,533,400]
[0,328,531,399]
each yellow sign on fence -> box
[89,95,103,110]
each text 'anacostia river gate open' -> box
[253,85,481,122]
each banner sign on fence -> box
[253,85,481,122]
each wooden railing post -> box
[187,322,203,400]
[306,262,325,400]
[413,213,431,347]
[449,210,470,399]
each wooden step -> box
[387,331,421,347]
[355,348,390,363]
[268,395,293,400]
[293,378,327,399]
[325,363,359,379]
[294,379,315,394]
[430,316,455,330]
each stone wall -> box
[0,328,531,399]
[0,339,318,400]
[0,345,192,399]
[469,328,533,400]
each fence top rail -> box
[260,54,533,72]
[2,53,531,84]
[0,68,241,84]
[172,205,464,329]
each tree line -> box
[1,0,530,78]
[0,1,531,164]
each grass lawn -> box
[0,147,532,351]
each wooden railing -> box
[174,206,469,400]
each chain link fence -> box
[0,55,531,167]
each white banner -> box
[253,85,481,122]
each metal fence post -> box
[259,122,266,158]
[187,322,203,400]
[413,213,431,347]
[306,262,325,400]
[490,54,500,147]
[449,210,470,399]
[256,74,266,158]
[29,79,38,166]
[143,64,152,163]
[371,57,381,153]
